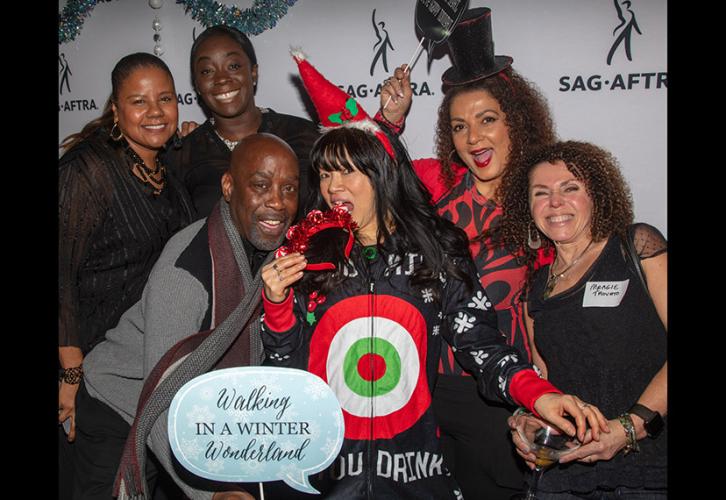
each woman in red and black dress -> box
[377,8,557,499]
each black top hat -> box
[441,7,513,86]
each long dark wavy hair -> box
[496,140,635,289]
[300,125,475,299]
[60,53,175,152]
[435,68,556,198]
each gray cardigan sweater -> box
[84,218,218,500]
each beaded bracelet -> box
[618,413,640,455]
[59,365,83,385]
[376,107,406,131]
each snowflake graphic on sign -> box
[468,291,492,310]
[245,458,264,473]
[308,421,322,440]
[453,312,475,333]
[279,439,298,452]
[205,458,225,474]
[280,462,303,480]
[181,437,204,460]
[186,404,214,428]
[304,381,329,400]
[320,437,338,456]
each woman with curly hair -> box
[378,7,557,498]
[504,141,667,498]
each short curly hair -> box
[434,68,556,195]
[496,141,635,286]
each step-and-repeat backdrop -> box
[58,0,666,234]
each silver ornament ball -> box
[153,45,164,56]
[149,0,164,9]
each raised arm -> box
[377,64,413,128]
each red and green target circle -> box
[308,294,431,440]
[344,337,401,397]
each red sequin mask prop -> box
[275,205,358,271]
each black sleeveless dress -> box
[527,223,667,493]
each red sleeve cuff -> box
[262,289,296,332]
[509,369,562,416]
[374,110,405,134]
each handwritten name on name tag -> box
[582,280,629,307]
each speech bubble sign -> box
[168,366,344,494]
[415,0,470,67]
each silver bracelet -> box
[618,413,640,454]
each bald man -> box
[77,135,303,500]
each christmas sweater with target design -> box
[262,250,558,498]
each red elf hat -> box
[291,49,396,158]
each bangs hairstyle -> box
[308,126,475,299]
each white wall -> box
[59,0,666,234]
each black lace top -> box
[527,223,667,492]
[58,128,195,353]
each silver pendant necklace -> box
[210,117,239,151]
[544,239,594,298]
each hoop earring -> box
[110,122,123,142]
[527,221,542,250]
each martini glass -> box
[514,413,582,500]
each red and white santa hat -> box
[291,49,396,159]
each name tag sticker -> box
[582,279,629,307]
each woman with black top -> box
[500,141,667,498]
[58,53,194,498]
[166,25,320,219]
